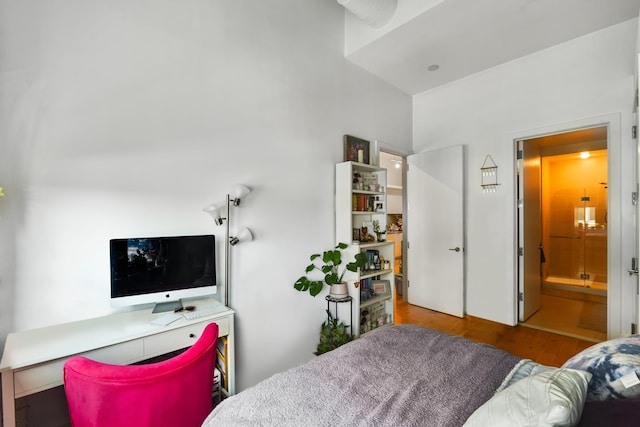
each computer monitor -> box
[110,234,216,313]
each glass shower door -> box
[544,151,607,292]
[581,184,607,290]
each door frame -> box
[516,139,543,322]
[508,113,630,338]
[372,140,412,299]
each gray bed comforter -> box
[202,324,521,427]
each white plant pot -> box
[329,283,348,297]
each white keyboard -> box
[183,307,220,320]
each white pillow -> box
[463,368,592,427]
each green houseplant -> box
[315,309,352,355]
[373,220,386,242]
[293,242,368,297]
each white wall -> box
[413,19,638,330]
[0,0,412,391]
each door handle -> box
[448,247,461,252]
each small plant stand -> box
[325,295,353,337]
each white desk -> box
[0,298,235,427]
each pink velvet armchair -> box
[63,322,218,427]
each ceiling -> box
[344,0,640,95]
[529,126,608,157]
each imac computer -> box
[110,234,217,313]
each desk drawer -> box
[13,339,143,398]
[143,318,228,358]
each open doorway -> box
[518,126,608,342]
[380,151,406,300]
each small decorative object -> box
[373,220,386,242]
[315,309,352,355]
[344,135,370,164]
[294,243,368,297]
[360,226,375,242]
[372,279,391,296]
[352,228,361,242]
[352,172,362,190]
[481,154,499,193]
[360,288,373,301]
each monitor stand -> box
[152,300,183,313]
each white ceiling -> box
[344,0,640,95]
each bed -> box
[203,324,640,427]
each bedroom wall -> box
[413,18,638,333]
[0,0,412,393]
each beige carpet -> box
[578,303,607,333]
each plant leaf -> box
[309,281,323,297]
[294,277,309,291]
[325,272,339,285]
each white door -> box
[636,53,640,330]
[407,145,464,317]
[518,140,542,322]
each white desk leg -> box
[1,371,16,427]
[226,317,235,396]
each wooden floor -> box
[395,296,596,367]
[522,287,607,342]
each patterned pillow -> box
[562,335,640,401]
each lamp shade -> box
[231,185,251,206]
[229,227,253,246]
[203,203,225,226]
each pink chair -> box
[63,322,218,427]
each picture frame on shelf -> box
[371,279,391,297]
[352,228,361,242]
[344,135,370,164]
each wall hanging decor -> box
[481,155,499,193]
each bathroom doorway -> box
[518,126,608,341]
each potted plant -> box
[373,220,386,242]
[315,309,352,355]
[294,242,368,297]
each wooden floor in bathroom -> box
[520,287,607,342]
[395,293,598,367]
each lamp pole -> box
[224,193,231,308]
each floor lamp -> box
[203,185,253,307]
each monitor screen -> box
[110,234,216,312]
